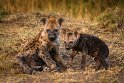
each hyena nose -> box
[49,36,56,41]
[50,35,55,38]
[65,47,70,50]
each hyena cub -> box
[64,33,109,70]
[16,17,66,74]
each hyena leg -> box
[30,59,43,71]
[99,55,109,70]
[97,52,109,70]
[94,57,101,70]
[54,47,67,71]
[80,54,86,70]
[105,57,110,68]
[39,50,58,71]
[53,54,67,71]
[68,50,78,68]
[16,54,33,74]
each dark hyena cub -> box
[64,33,110,70]
[16,17,66,74]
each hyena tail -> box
[105,57,110,68]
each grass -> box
[96,7,124,32]
[0,12,123,83]
[0,0,123,19]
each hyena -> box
[16,17,66,74]
[64,32,110,70]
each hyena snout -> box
[64,41,74,50]
[47,29,59,41]
[49,35,56,41]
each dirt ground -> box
[0,13,123,83]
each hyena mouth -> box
[66,48,70,50]
[49,37,56,41]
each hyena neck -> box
[71,40,79,50]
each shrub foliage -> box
[96,8,124,32]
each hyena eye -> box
[69,41,73,44]
[54,29,58,32]
[64,41,66,44]
[46,29,50,32]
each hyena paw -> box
[43,67,50,72]
[23,67,33,74]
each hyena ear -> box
[58,18,64,26]
[41,17,47,25]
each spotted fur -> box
[64,33,110,70]
[16,17,66,74]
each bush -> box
[96,8,124,32]
[0,11,10,21]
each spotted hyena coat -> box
[64,32,109,70]
[16,17,66,74]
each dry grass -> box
[0,13,123,83]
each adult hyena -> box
[64,32,110,70]
[16,17,66,74]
